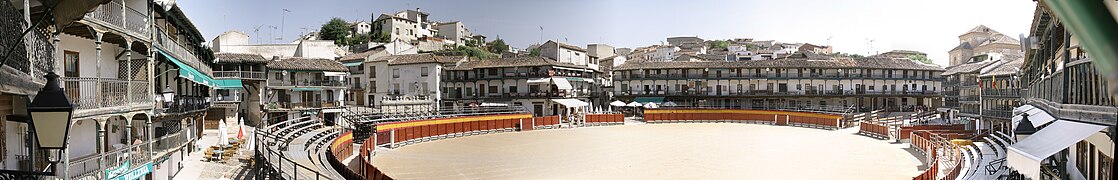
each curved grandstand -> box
[255,105,1002,180]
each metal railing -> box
[613,90,939,96]
[257,116,340,180]
[214,71,266,80]
[84,1,148,37]
[161,96,211,113]
[62,77,152,114]
[268,80,346,87]
[981,89,1020,97]
[0,2,54,88]
[154,27,211,76]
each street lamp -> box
[1014,113,1036,142]
[27,72,74,149]
[161,86,175,102]
[0,72,74,178]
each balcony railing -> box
[214,71,265,80]
[0,11,54,92]
[84,1,149,37]
[66,124,196,180]
[154,28,211,76]
[268,80,346,87]
[982,89,1020,97]
[62,77,152,116]
[161,96,211,114]
[266,101,342,110]
[983,109,1012,119]
[960,96,979,102]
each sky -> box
[177,0,1038,66]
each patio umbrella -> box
[610,100,627,107]
[643,102,660,109]
[626,102,643,107]
[218,119,228,146]
[662,102,678,107]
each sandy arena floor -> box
[372,123,923,180]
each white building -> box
[435,21,472,44]
[644,46,680,62]
[211,30,345,59]
[539,40,598,71]
[350,21,372,36]
[373,8,438,43]
[356,54,464,113]
[263,57,349,122]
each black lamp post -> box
[0,72,75,178]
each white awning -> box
[552,78,573,90]
[1012,105,1056,128]
[1007,120,1108,180]
[527,78,550,84]
[324,71,348,76]
[609,100,627,107]
[626,102,643,107]
[551,99,588,107]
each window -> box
[509,86,517,93]
[392,68,400,78]
[421,83,428,94]
[369,66,376,78]
[421,67,429,77]
[392,83,400,94]
[488,86,498,94]
[64,51,79,77]
[369,81,376,92]
[275,72,283,80]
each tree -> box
[348,32,371,45]
[319,18,350,45]
[371,30,391,43]
[487,39,509,54]
[529,48,541,57]
[708,40,730,50]
[437,45,498,59]
[908,54,935,64]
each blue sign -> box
[105,162,153,180]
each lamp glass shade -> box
[162,88,175,102]
[30,111,71,149]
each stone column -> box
[94,31,103,106]
[96,119,106,179]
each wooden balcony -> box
[214,71,265,80]
[83,1,149,39]
[154,28,211,76]
[62,77,152,118]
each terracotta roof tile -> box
[266,57,348,72]
[214,52,268,64]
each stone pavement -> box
[174,129,256,180]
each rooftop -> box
[616,55,944,71]
[447,56,591,70]
[214,52,268,64]
[267,57,348,72]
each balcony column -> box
[146,116,153,167]
[94,31,104,106]
[96,119,106,179]
[124,40,132,104]
[124,116,132,163]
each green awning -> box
[160,51,215,87]
[213,79,243,89]
[633,97,665,104]
[293,88,323,91]
[342,62,363,67]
